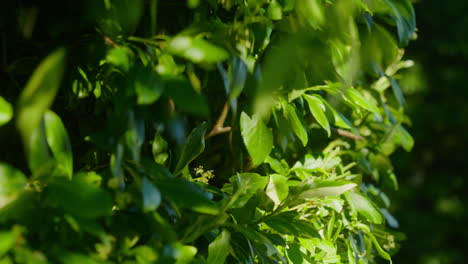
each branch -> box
[206,102,232,138]
[332,127,364,141]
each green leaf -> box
[0,163,26,204]
[267,0,283,20]
[386,75,405,106]
[207,230,231,264]
[157,177,219,215]
[106,46,131,71]
[240,112,273,166]
[0,229,18,257]
[343,87,380,115]
[0,97,13,127]
[265,174,289,206]
[167,36,229,64]
[345,192,383,224]
[44,110,73,179]
[283,103,308,146]
[134,66,164,105]
[294,180,356,200]
[396,125,414,151]
[16,48,66,172]
[174,122,207,176]
[384,0,416,46]
[174,244,198,264]
[142,177,161,212]
[57,250,101,264]
[47,178,113,219]
[303,94,331,136]
[162,75,209,116]
[228,173,268,209]
[368,232,393,263]
[265,212,320,238]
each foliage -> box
[0,0,415,263]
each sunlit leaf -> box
[167,36,229,64]
[283,102,308,146]
[174,122,207,176]
[0,96,13,127]
[44,110,73,179]
[266,174,289,206]
[207,230,231,264]
[345,191,383,224]
[240,112,273,166]
[303,94,331,136]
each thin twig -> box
[206,102,232,138]
[333,127,364,141]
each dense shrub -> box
[0,0,415,263]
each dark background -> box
[393,0,468,263]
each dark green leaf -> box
[207,230,231,264]
[386,75,406,106]
[384,0,416,46]
[163,75,209,116]
[134,66,164,105]
[174,122,207,176]
[157,177,219,215]
[142,177,161,212]
[47,178,113,219]
[0,96,13,127]
[265,212,320,238]
[44,110,73,179]
[240,112,273,166]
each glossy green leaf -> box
[345,192,383,224]
[174,244,198,264]
[47,178,113,219]
[283,103,308,146]
[16,48,66,171]
[266,174,289,205]
[0,96,13,127]
[265,212,320,238]
[174,122,207,176]
[207,230,231,264]
[240,112,273,166]
[343,87,380,115]
[294,180,357,200]
[142,177,161,212]
[167,36,229,64]
[303,94,331,136]
[44,110,73,179]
